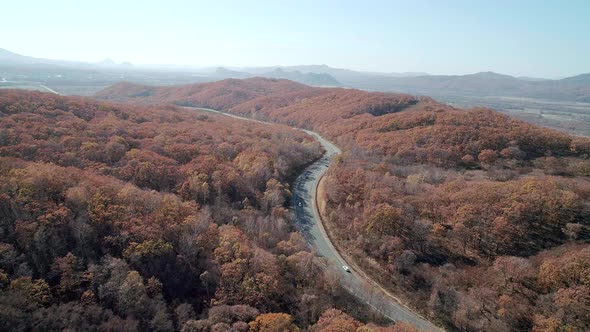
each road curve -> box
[39,85,59,95]
[188,107,441,331]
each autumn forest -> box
[1,77,590,331]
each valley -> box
[4,47,590,140]
[438,94,590,137]
[2,73,590,330]
[194,107,439,330]
[93,77,590,331]
[2,4,589,329]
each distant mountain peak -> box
[96,58,134,68]
[560,73,590,83]
[261,68,340,86]
[473,71,500,76]
[470,71,515,80]
[100,58,116,65]
[215,67,248,78]
[0,48,17,56]
[0,48,31,62]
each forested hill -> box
[0,90,360,331]
[97,78,590,168]
[1,89,432,331]
[98,78,590,331]
[95,78,316,110]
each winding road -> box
[190,107,441,331]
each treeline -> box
[0,90,419,331]
[97,78,590,331]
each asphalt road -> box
[189,107,441,331]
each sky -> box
[1,0,589,78]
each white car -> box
[298,202,302,207]
[342,265,350,273]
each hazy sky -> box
[2,0,588,77]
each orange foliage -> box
[0,90,333,331]
[248,313,299,332]
[95,78,590,330]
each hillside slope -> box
[97,78,588,167]
[97,78,590,331]
[1,90,394,331]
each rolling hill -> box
[2,47,590,103]
[211,67,341,86]
[343,71,590,102]
[96,78,590,330]
[95,78,586,159]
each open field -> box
[0,82,54,93]
[437,94,590,136]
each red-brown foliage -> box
[96,78,590,330]
[0,90,340,331]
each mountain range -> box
[0,48,133,70]
[1,47,589,102]
[341,71,590,102]
[212,67,340,86]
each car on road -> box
[342,265,350,273]
[298,202,302,207]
